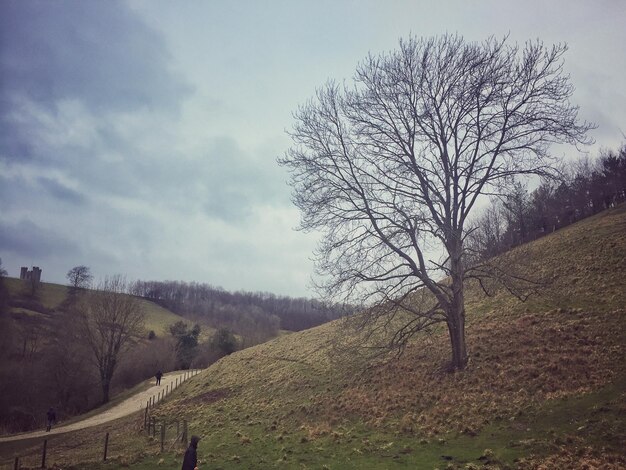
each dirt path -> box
[0,370,200,443]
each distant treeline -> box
[129,280,344,335]
[471,144,626,259]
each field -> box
[1,205,625,469]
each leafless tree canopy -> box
[78,275,145,403]
[66,265,93,290]
[280,35,592,369]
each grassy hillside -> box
[152,205,625,469]
[3,277,185,335]
[2,205,625,469]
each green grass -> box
[138,299,189,336]
[4,277,69,308]
[56,374,623,470]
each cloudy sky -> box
[1,0,625,297]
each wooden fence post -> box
[144,403,149,428]
[160,422,165,452]
[41,439,47,469]
[151,417,156,437]
[103,432,109,461]
[13,456,19,470]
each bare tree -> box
[66,266,93,306]
[0,259,12,358]
[280,35,592,370]
[466,202,506,260]
[78,275,145,403]
[67,265,93,290]
[0,258,9,315]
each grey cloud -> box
[0,2,289,228]
[0,0,189,113]
[199,137,290,222]
[0,0,192,162]
[0,170,87,215]
[0,219,77,258]
[0,173,41,211]
[37,177,86,205]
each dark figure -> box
[46,407,56,432]
[181,435,200,470]
[155,370,163,385]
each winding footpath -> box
[0,370,199,443]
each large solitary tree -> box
[280,35,592,370]
[78,275,144,403]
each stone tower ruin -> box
[20,266,42,282]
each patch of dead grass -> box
[332,309,625,435]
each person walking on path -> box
[45,407,56,432]
[155,370,163,386]
[181,435,200,470]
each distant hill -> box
[2,277,185,336]
[130,279,345,333]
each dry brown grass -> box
[332,308,625,435]
[151,209,626,435]
[517,443,626,470]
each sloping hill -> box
[3,277,185,335]
[151,206,625,469]
[2,206,625,469]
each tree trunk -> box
[447,240,468,370]
[446,308,468,370]
[101,376,111,404]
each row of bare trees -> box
[470,144,626,259]
[130,280,344,334]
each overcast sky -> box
[1,0,625,297]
